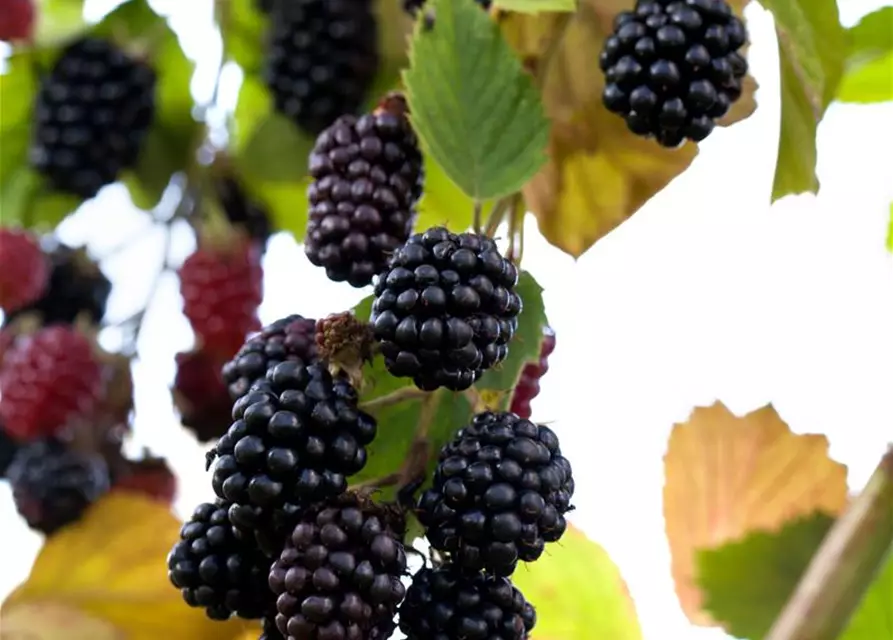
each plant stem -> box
[765,445,893,640]
[484,196,512,238]
[473,199,484,234]
[359,386,430,411]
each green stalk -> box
[766,445,893,640]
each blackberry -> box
[305,93,424,288]
[167,501,273,620]
[210,361,377,540]
[5,240,111,327]
[268,493,408,640]
[399,565,536,640]
[600,0,748,147]
[213,173,273,251]
[509,327,555,420]
[173,348,233,443]
[8,439,110,534]
[371,227,522,392]
[264,0,379,136]
[417,411,574,576]
[222,315,318,402]
[30,37,156,198]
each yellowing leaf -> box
[663,401,849,627]
[0,601,125,639]
[500,0,757,257]
[513,525,643,640]
[1,493,245,640]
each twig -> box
[765,445,893,640]
[359,386,430,412]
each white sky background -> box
[2,1,893,639]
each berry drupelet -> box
[265,0,379,136]
[399,565,536,640]
[222,314,318,402]
[417,411,574,577]
[210,361,377,544]
[167,501,274,620]
[268,493,408,640]
[305,93,424,288]
[600,0,748,147]
[371,227,522,392]
[8,439,110,534]
[30,37,156,198]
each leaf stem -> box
[765,445,893,640]
[359,386,431,412]
[473,199,484,234]
[484,196,512,238]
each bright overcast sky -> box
[1,2,892,639]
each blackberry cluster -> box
[264,0,379,136]
[371,227,522,392]
[222,314,318,402]
[417,411,574,576]
[509,327,556,420]
[213,174,273,252]
[210,361,377,541]
[268,493,408,640]
[305,93,424,288]
[600,0,748,147]
[30,37,156,198]
[7,439,110,534]
[167,501,272,620]
[399,566,536,640]
[5,241,111,327]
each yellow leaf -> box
[663,402,849,627]
[513,525,643,640]
[499,0,757,257]
[0,601,125,639]
[1,493,247,640]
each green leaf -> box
[232,74,272,155]
[759,0,847,200]
[493,0,577,13]
[33,0,88,49]
[350,271,547,502]
[837,7,893,104]
[698,512,893,640]
[0,53,37,138]
[403,0,550,201]
[415,153,479,233]
[513,525,644,640]
[90,0,161,40]
[221,0,266,73]
[242,177,311,241]
[237,112,315,183]
[0,167,79,230]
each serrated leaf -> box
[663,402,849,626]
[513,525,644,640]
[697,512,893,640]
[494,0,577,13]
[350,271,547,501]
[0,492,247,640]
[759,0,847,200]
[34,0,88,49]
[403,0,550,201]
[837,7,893,104]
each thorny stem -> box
[766,445,893,640]
[359,386,430,412]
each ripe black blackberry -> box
[417,411,574,576]
[268,493,408,640]
[264,0,379,136]
[30,37,156,198]
[210,361,377,542]
[305,93,424,288]
[371,227,522,392]
[167,501,273,620]
[5,240,111,327]
[222,314,318,402]
[399,565,536,640]
[7,439,110,534]
[600,0,748,147]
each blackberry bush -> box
[305,93,424,288]
[209,361,376,540]
[399,565,536,640]
[167,501,273,620]
[222,314,318,402]
[7,439,110,534]
[264,0,379,136]
[600,0,748,146]
[268,493,408,640]
[371,227,522,391]
[417,411,575,576]
[30,37,156,198]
